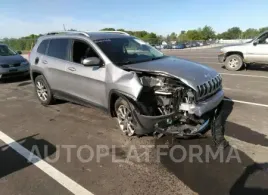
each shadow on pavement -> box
[245,64,268,72]
[221,64,268,72]
[0,134,56,179]
[17,81,32,87]
[155,102,268,195]
[223,100,268,147]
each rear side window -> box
[47,39,69,60]
[37,40,49,54]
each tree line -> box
[169,26,268,41]
[1,34,41,52]
[1,26,268,51]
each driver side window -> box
[258,33,268,44]
[71,39,99,64]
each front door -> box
[246,32,268,64]
[63,38,106,107]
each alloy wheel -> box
[36,81,48,102]
[116,104,135,136]
[228,58,239,68]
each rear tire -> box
[225,54,243,71]
[34,75,54,105]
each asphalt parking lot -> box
[1,49,268,195]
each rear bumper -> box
[218,53,226,63]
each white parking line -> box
[220,73,268,79]
[224,98,268,108]
[175,56,217,59]
[200,62,222,65]
[0,131,94,195]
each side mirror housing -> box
[17,51,22,54]
[253,40,258,46]
[82,57,101,66]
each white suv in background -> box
[218,31,268,71]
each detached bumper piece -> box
[211,102,229,148]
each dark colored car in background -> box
[0,44,29,80]
[174,43,186,49]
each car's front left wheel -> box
[34,75,54,105]
[225,54,243,71]
[115,98,137,136]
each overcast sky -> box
[1,0,267,38]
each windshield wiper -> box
[151,56,166,61]
[115,61,135,65]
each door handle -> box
[67,67,76,71]
[42,60,48,64]
[35,57,39,65]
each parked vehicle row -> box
[153,40,212,50]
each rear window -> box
[47,39,69,60]
[37,40,49,54]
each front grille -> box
[0,63,21,68]
[13,63,20,67]
[1,71,29,78]
[197,74,222,100]
[1,64,9,68]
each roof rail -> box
[46,31,90,37]
[97,31,130,36]
[45,30,130,37]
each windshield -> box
[94,37,165,65]
[0,45,17,56]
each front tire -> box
[225,54,243,71]
[115,98,137,136]
[34,75,54,105]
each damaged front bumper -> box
[179,90,224,117]
[131,90,225,136]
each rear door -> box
[44,38,70,91]
[63,38,106,107]
[30,39,49,72]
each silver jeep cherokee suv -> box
[30,31,226,145]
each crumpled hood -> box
[0,55,26,65]
[123,56,219,90]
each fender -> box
[108,89,137,117]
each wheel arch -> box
[31,70,43,81]
[108,89,137,117]
[225,51,244,59]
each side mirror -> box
[253,40,259,46]
[82,57,101,66]
[17,51,22,54]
